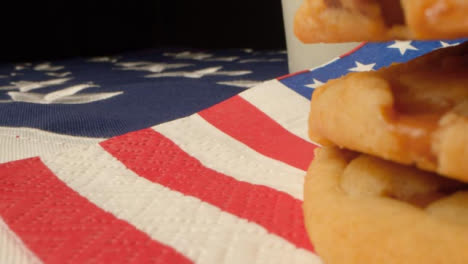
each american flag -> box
[0,40,460,263]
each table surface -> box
[0,40,458,264]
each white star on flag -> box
[440,41,459,48]
[387,41,418,55]
[349,61,376,72]
[305,79,324,89]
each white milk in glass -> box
[281,0,360,73]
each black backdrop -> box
[2,0,286,62]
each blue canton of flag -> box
[280,39,467,100]
[0,49,288,138]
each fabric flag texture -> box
[0,40,461,263]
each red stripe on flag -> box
[0,157,192,264]
[339,42,366,58]
[276,69,310,80]
[101,129,314,252]
[198,96,317,171]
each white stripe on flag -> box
[41,145,321,264]
[153,114,305,200]
[0,127,104,163]
[0,217,42,264]
[239,79,311,142]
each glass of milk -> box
[281,0,360,73]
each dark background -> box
[2,0,287,62]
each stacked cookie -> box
[294,0,468,42]
[294,1,468,264]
